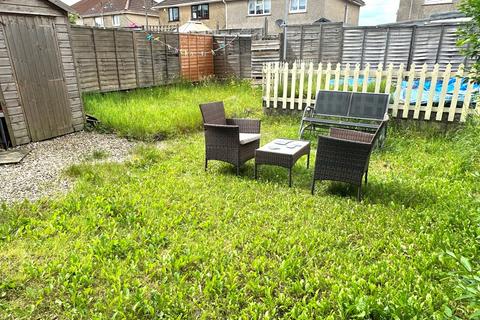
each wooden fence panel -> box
[262,61,478,123]
[213,35,252,79]
[180,34,214,81]
[411,26,442,68]
[319,23,343,64]
[114,30,137,89]
[384,27,412,68]
[71,26,181,93]
[251,39,280,78]
[342,28,364,67]
[363,29,388,69]
[70,27,99,92]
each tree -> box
[68,13,80,25]
[458,0,480,83]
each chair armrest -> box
[226,118,261,134]
[302,105,313,119]
[329,128,375,144]
[203,123,240,147]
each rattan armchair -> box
[311,123,385,201]
[199,101,261,175]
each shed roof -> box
[46,0,76,13]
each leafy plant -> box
[458,0,480,83]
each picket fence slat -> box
[263,61,478,123]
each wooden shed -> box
[0,0,84,147]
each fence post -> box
[316,63,323,94]
[333,63,341,91]
[282,62,289,109]
[299,25,305,61]
[343,63,350,92]
[448,64,464,122]
[352,63,360,92]
[265,63,272,108]
[384,63,393,94]
[298,62,306,110]
[113,29,121,90]
[402,63,416,118]
[392,63,405,117]
[362,63,370,93]
[407,25,417,70]
[290,62,297,110]
[324,63,332,90]
[150,32,155,85]
[374,63,383,93]
[436,63,452,121]
[92,28,101,91]
[273,62,280,108]
[132,31,139,88]
[424,64,439,120]
[460,75,474,122]
[318,24,324,63]
[413,64,427,119]
[306,62,314,107]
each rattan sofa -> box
[311,122,385,201]
[199,101,261,175]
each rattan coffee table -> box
[255,139,310,187]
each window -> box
[191,4,209,20]
[290,0,307,13]
[248,0,271,15]
[168,7,180,22]
[94,16,104,27]
[424,0,453,4]
[112,15,121,26]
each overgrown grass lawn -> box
[1,83,479,319]
[84,80,261,141]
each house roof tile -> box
[73,0,157,16]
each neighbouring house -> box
[72,0,161,28]
[154,0,227,30]
[153,0,364,33]
[397,0,461,22]
[227,0,365,31]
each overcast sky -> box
[61,0,400,26]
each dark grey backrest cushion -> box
[349,92,389,120]
[314,90,351,117]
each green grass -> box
[84,80,262,141]
[1,83,479,319]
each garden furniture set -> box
[200,91,389,201]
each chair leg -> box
[311,179,316,195]
[357,185,362,201]
[236,164,240,176]
[365,170,368,186]
[205,158,208,171]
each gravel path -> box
[0,131,136,203]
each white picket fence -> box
[262,62,479,122]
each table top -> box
[257,139,310,155]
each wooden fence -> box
[71,26,180,92]
[180,34,214,81]
[284,22,473,71]
[263,62,479,122]
[213,35,252,79]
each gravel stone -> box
[0,131,136,203]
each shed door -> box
[1,15,73,141]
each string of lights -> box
[145,33,239,57]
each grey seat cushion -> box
[239,133,260,145]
